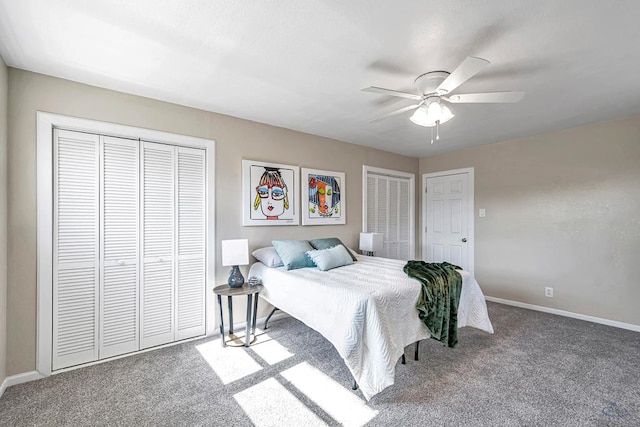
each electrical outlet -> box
[545,287,553,298]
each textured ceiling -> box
[1,1,639,158]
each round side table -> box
[213,284,264,347]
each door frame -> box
[421,167,475,275]
[362,165,415,259]
[36,112,216,376]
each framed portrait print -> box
[301,168,346,225]
[242,159,299,226]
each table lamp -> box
[221,239,249,288]
[359,232,383,256]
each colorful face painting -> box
[253,167,290,220]
[307,174,341,218]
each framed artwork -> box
[301,168,346,225]
[242,159,299,226]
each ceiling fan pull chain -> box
[430,127,434,144]
[436,120,440,140]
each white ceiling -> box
[1,1,640,158]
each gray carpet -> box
[1,302,639,426]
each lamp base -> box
[228,266,245,288]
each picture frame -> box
[301,168,346,225]
[242,159,299,226]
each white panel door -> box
[425,173,469,269]
[53,129,100,370]
[100,136,139,358]
[140,142,175,349]
[175,147,206,340]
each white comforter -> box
[248,255,494,400]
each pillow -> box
[272,240,316,270]
[308,237,357,262]
[306,245,354,271]
[251,246,284,268]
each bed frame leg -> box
[415,340,420,361]
[401,354,406,365]
[264,307,278,330]
[352,379,358,390]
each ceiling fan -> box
[362,57,525,143]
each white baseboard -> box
[485,296,640,332]
[0,371,45,397]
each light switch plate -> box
[479,208,486,217]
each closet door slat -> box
[100,136,140,358]
[53,129,100,370]
[176,147,206,339]
[398,179,411,260]
[140,142,175,349]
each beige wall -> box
[420,116,640,326]
[0,56,8,387]
[6,69,418,375]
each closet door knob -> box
[461,238,467,243]
[117,260,125,266]
[157,257,164,262]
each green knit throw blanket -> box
[403,261,462,348]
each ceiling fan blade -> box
[370,104,421,123]
[436,57,490,94]
[446,91,525,103]
[362,86,422,100]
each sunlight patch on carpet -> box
[195,341,262,384]
[281,362,378,427]
[250,329,295,365]
[234,378,327,427]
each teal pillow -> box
[272,240,316,270]
[306,245,354,271]
[308,237,357,262]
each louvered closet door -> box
[397,178,411,260]
[175,147,206,340]
[141,142,175,349]
[100,136,139,358]
[53,129,100,370]
[366,173,412,260]
[366,175,390,258]
[388,178,399,259]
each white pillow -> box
[252,246,284,268]
[306,245,354,271]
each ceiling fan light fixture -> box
[427,99,442,117]
[409,99,454,127]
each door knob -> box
[461,238,467,243]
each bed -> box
[248,253,494,400]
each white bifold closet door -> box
[53,131,205,369]
[53,129,100,370]
[175,147,206,340]
[100,136,139,359]
[140,142,175,349]
[140,142,206,349]
[366,174,411,260]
